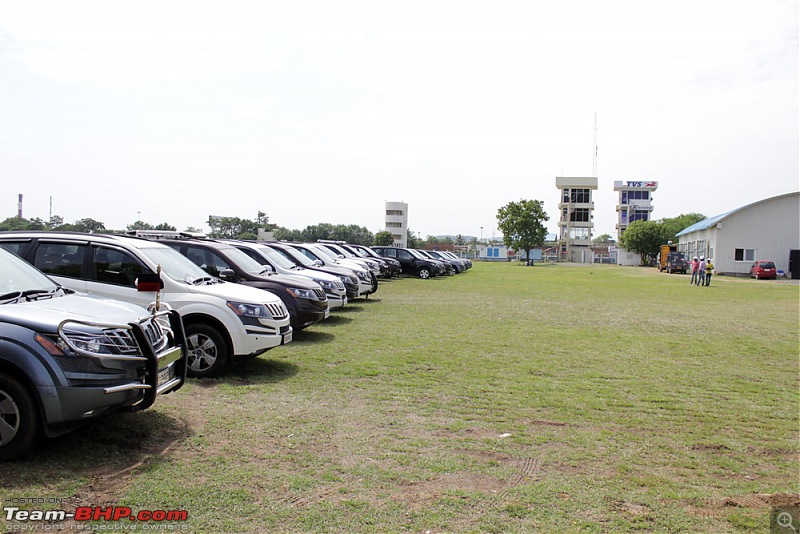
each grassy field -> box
[1,262,798,532]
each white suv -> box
[0,232,292,378]
[223,240,348,310]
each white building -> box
[614,180,659,266]
[556,177,598,263]
[384,201,408,248]
[675,191,800,276]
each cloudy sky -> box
[0,0,797,239]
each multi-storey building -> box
[614,180,658,265]
[384,201,408,248]
[556,177,598,263]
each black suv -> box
[371,246,442,279]
[344,243,402,277]
[135,233,329,330]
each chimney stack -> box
[17,194,23,219]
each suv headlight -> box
[287,287,315,299]
[227,301,272,319]
[356,271,368,281]
[314,279,335,290]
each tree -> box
[593,233,615,245]
[618,220,665,264]
[374,231,394,246]
[496,199,550,261]
[63,218,106,233]
[659,213,705,241]
[127,221,155,231]
[273,226,303,242]
[407,229,420,249]
[155,222,177,231]
[300,223,374,245]
[47,215,64,230]
[0,217,33,231]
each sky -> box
[0,0,797,240]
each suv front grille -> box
[313,287,326,300]
[140,317,168,352]
[266,302,289,319]
[96,328,140,355]
[334,280,345,290]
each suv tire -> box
[0,373,40,461]
[418,267,431,279]
[185,324,229,378]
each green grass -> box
[1,263,798,532]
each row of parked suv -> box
[0,231,469,459]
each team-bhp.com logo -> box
[4,505,188,529]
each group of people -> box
[690,256,714,286]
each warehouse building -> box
[675,191,799,277]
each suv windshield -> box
[218,246,271,275]
[761,262,775,269]
[274,246,315,268]
[255,245,298,270]
[0,247,60,301]
[136,245,213,283]
[308,245,338,263]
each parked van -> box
[0,232,291,378]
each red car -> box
[750,260,777,280]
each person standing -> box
[690,256,699,285]
[698,256,707,286]
[705,258,714,286]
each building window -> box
[386,210,404,216]
[621,190,650,204]
[734,248,755,262]
[569,209,590,222]
[569,227,589,240]
[630,210,649,223]
[571,189,590,203]
[386,222,403,228]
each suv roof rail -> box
[316,239,347,245]
[127,230,207,240]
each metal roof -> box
[675,210,734,237]
[675,191,799,237]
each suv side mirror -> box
[313,260,323,267]
[262,264,274,274]
[218,269,237,281]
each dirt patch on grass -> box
[686,493,800,519]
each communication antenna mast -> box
[592,112,598,178]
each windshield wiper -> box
[0,288,54,304]
[190,276,214,285]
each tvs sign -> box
[614,181,658,189]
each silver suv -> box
[0,232,292,378]
[0,246,186,460]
